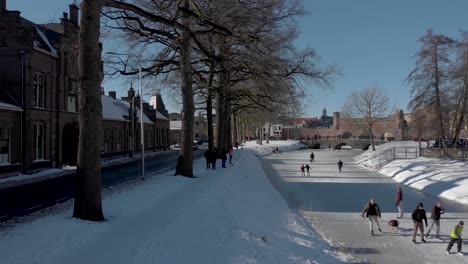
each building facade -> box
[0,2,169,178]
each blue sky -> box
[8,0,468,117]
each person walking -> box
[338,160,343,172]
[301,164,305,176]
[396,187,403,219]
[411,202,428,243]
[204,149,211,169]
[362,198,382,236]
[229,147,234,164]
[305,164,311,176]
[447,221,464,255]
[221,149,227,168]
[426,201,445,239]
[310,152,314,162]
[210,148,217,170]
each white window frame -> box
[0,127,11,163]
[33,72,45,108]
[33,123,45,160]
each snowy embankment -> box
[243,140,306,157]
[0,140,342,264]
[357,141,468,206]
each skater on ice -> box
[446,220,464,255]
[426,201,444,239]
[362,198,382,236]
[411,202,427,243]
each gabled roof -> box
[101,95,153,124]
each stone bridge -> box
[300,139,387,150]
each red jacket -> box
[396,190,403,203]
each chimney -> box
[69,4,79,24]
[109,91,117,99]
[63,12,68,20]
[0,0,6,12]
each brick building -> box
[285,109,408,141]
[0,2,169,178]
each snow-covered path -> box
[0,146,342,264]
[262,149,468,264]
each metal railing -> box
[363,147,419,170]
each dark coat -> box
[362,202,381,217]
[431,205,444,220]
[411,208,428,225]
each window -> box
[68,96,77,112]
[33,73,45,108]
[0,127,10,163]
[33,124,44,160]
[195,121,199,126]
[279,126,281,130]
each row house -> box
[0,2,169,178]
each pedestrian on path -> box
[305,164,311,176]
[411,202,428,243]
[229,147,234,164]
[362,198,382,236]
[210,148,218,170]
[300,164,305,176]
[396,186,403,219]
[337,160,343,172]
[204,150,211,169]
[221,149,228,168]
[310,152,314,162]
[447,221,464,255]
[426,201,445,239]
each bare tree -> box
[342,85,391,151]
[73,0,105,221]
[407,29,455,147]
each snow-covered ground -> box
[243,140,306,157]
[357,141,468,206]
[0,140,343,264]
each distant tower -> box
[322,107,327,117]
[333,112,340,130]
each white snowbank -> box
[0,141,342,264]
[357,141,468,206]
[243,140,306,157]
[0,168,68,190]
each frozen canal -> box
[262,148,468,263]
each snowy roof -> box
[170,120,182,130]
[101,95,153,124]
[0,102,22,112]
[33,26,58,57]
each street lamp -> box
[105,52,145,180]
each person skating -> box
[426,201,445,239]
[338,160,343,172]
[396,186,403,219]
[305,164,311,176]
[411,202,428,243]
[300,164,305,176]
[362,198,382,236]
[310,152,314,162]
[447,221,464,255]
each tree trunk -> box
[206,83,214,151]
[369,126,376,151]
[232,113,238,147]
[266,122,271,144]
[73,0,104,221]
[433,47,446,148]
[215,69,227,154]
[174,0,195,177]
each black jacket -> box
[431,206,444,220]
[412,208,428,225]
[362,202,381,218]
